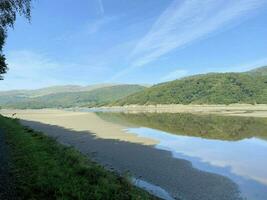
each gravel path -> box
[0,129,16,200]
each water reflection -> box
[97,112,267,200]
[97,112,267,141]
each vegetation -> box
[0,84,146,109]
[0,0,31,79]
[113,67,267,105]
[247,66,267,76]
[97,112,267,141]
[0,115,156,200]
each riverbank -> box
[0,109,243,200]
[94,104,267,118]
[0,109,156,145]
[0,115,156,199]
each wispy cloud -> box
[0,50,110,90]
[160,69,188,82]
[96,0,105,16]
[111,0,266,80]
[86,16,117,34]
[220,57,267,73]
[0,50,66,90]
[54,16,118,42]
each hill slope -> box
[113,67,267,105]
[0,84,146,109]
[246,66,267,76]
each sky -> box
[1,0,267,90]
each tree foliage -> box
[0,0,31,79]
[113,67,267,105]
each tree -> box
[0,0,31,79]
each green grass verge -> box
[0,116,156,200]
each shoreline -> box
[2,103,267,118]
[91,104,267,118]
[0,109,157,146]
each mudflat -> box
[0,109,156,145]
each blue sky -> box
[1,0,267,90]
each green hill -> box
[113,67,267,105]
[0,84,145,109]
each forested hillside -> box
[113,67,267,105]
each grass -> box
[0,115,157,200]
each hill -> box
[0,84,146,109]
[0,84,116,98]
[113,67,267,105]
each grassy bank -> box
[0,115,156,200]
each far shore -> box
[1,104,267,118]
[93,104,267,118]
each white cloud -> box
[111,0,266,80]
[160,69,188,82]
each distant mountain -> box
[112,67,267,105]
[0,84,146,109]
[0,84,116,98]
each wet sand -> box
[98,104,267,118]
[0,109,156,145]
[0,109,243,200]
